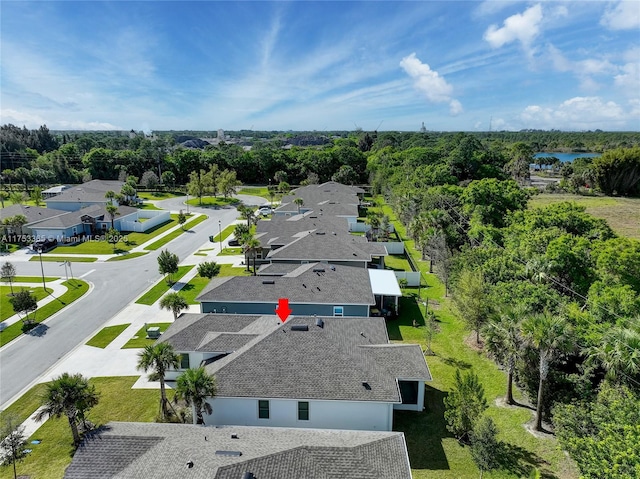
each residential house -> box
[0,204,68,237]
[196,262,401,317]
[45,179,129,211]
[161,315,431,431]
[42,184,70,198]
[64,422,412,479]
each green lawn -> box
[0,243,21,254]
[375,196,578,479]
[529,193,640,240]
[1,285,51,321]
[105,252,149,262]
[236,186,281,202]
[212,224,236,242]
[46,216,179,255]
[384,254,412,272]
[85,323,131,348]
[30,255,97,262]
[186,196,240,207]
[137,191,182,200]
[121,323,172,348]
[181,265,251,304]
[135,265,194,305]
[0,279,89,347]
[0,376,172,479]
[136,202,162,210]
[144,214,208,251]
[12,276,59,282]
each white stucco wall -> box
[205,397,394,431]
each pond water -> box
[534,152,601,163]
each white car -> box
[257,206,274,216]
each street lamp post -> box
[218,220,222,253]
[37,247,46,291]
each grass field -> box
[11,276,59,282]
[137,192,182,200]
[85,323,131,348]
[0,279,89,347]
[219,247,243,255]
[212,224,236,242]
[0,377,171,479]
[135,265,194,305]
[0,285,51,321]
[144,214,208,251]
[186,196,240,207]
[529,193,640,239]
[121,323,172,348]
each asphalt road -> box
[0,195,266,407]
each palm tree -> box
[522,312,574,431]
[35,373,99,445]
[174,367,217,424]
[137,342,180,420]
[587,318,640,384]
[294,197,304,214]
[243,236,261,275]
[106,203,119,230]
[160,292,188,320]
[483,304,527,405]
[237,204,254,228]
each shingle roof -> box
[265,233,385,262]
[31,204,138,229]
[64,422,411,479]
[0,204,67,224]
[196,263,376,306]
[46,180,124,204]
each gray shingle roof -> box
[196,263,375,306]
[265,233,384,262]
[46,180,125,204]
[64,423,410,479]
[31,204,138,229]
[0,204,68,224]
[211,316,431,402]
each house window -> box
[298,401,309,421]
[333,306,344,317]
[180,354,190,369]
[258,400,270,419]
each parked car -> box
[257,206,274,216]
[32,238,57,252]
[228,236,240,246]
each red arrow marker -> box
[275,298,292,323]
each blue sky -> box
[1,1,639,131]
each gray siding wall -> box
[201,301,369,317]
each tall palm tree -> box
[483,304,527,405]
[587,318,640,384]
[35,372,99,445]
[159,292,188,320]
[137,342,180,420]
[174,367,217,425]
[106,203,119,229]
[294,197,304,214]
[522,312,574,431]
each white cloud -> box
[601,1,640,30]
[520,96,634,129]
[449,99,463,116]
[399,53,462,115]
[614,50,640,96]
[484,4,543,50]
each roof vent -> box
[316,318,324,328]
[315,231,325,235]
[215,450,242,457]
[262,280,275,285]
[362,382,371,390]
[291,324,308,331]
[330,265,336,271]
[186,460,194,468]
[312,268,325,273]
[231,433,239,439]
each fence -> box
[381,241,405,254]
[394,271,421,287]
[120,210,171,233]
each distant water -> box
[534,152,601,163]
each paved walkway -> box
[0,280,68,330]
